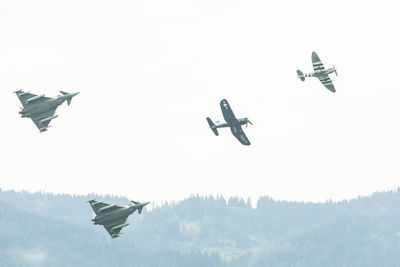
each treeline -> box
[0,189,400,266]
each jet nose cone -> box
[72,92,80,97]
[142,202,150,207]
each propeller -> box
[333,65,338,76]
[246,118,253,128]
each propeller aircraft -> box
[206,99,252,146]
[297,51,338,93]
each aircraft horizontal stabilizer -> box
[206,117,219,136]
[297,70,305,81]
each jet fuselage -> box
[19,92,79,118]
[92,207,134,225]
[19,98,64,118]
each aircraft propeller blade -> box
[246,119,253,128]
[333,65,338,76]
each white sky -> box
[1,0,400,206]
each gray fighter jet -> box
[88,199,150,238]
[297,51,338,93]
[14,90,79,132]
[206,99,252,145]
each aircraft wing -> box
[88,200,122,215]
[104,217,128,238]
[220,99,237,124]
[230,125,251,145]
[31,109,56,131]
[318,75,336,93]
[15,90,51,108]
[312,52,326,72]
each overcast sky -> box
[1,0,400,206]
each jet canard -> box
[88,200,150,238]
[14,90,79,132]
[296,51,338,93]
[206,99,252,146]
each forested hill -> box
[1,189,400,267]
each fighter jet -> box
[88,199,150,238]
[206,99,252,145]
[297,51,338,93]
[14,90,79,132]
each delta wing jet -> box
[206,99,252,146]
[14,90,79,132]
[88,200,150,238]
[297,51,338,93]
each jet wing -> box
[15,90,51,108]
[220,99,237,124]
[104,217,128,238]
[31,109,56,132]
[88,200,122,215]
[312,51,326,72]
[230,125,251,145]
[318,75,336,93]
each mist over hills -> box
[1,189,400,266]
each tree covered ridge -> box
[0,189,400,266]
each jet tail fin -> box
[297,70,305,81]
[206,117,219,136]
[60,91,73,105]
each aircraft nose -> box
[72,92,80,97]
[143,202,150,207]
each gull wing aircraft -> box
[206,99,252,146]
[14,90,79,132]
[296,51,338,93]
[88,200,150,238]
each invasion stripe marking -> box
[320,78,331,82]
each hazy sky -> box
[1,0,400,206]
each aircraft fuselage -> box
[216,118,248,128]
[19,98,64,118]
[92,207,134,225]
[306,68,335,79]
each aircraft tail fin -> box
[206,117,219,136]
[59,91,72,105]
[297,70,305,81]
[59,91,79,105]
